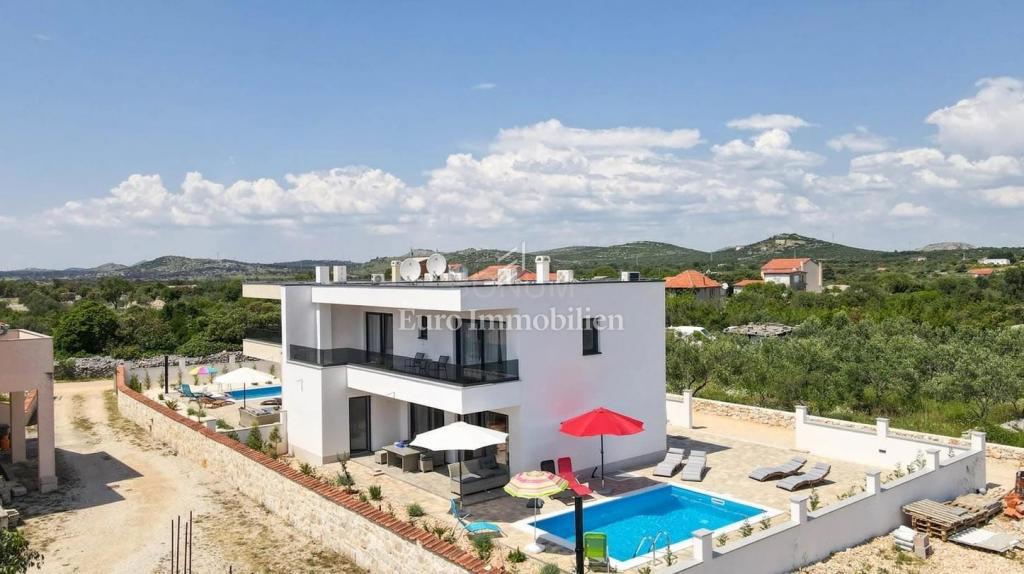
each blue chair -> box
[449,498,471,519]
[180,384,203,400]
[455,515,502,536]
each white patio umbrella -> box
[410,421,508,502]
[212,367,277,407]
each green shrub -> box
[127,374,142,392]
[470,535,494,561]
[406,503,425,519]
[739,520,753,537]
[809,488,821,511]
[506,547,526,564]
[298,462,317,477]
[715,532,728,547]
[162,399,179,411]
[215,418,233,430]
[54,358,77,380]
[226,431,240,441]
[368,484,383,501]
[246,425,264,451]
[539,564,562,574]
[0,529,44,572]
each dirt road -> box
[19,380,363,574]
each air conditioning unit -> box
[621,271,640,282]
[496,267,519,284]
[556,270,575,283]
[370,274,385,284]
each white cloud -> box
[980,185,1024,207]
[926,77,1024,156]
[889,202,932,218]
[472,82,497,91]
[33,33,51,42]
[827,126,891,152]
[493,119,701,151]
[34,78,1024,252]
[726,113,811,131]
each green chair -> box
[584,532,609,572]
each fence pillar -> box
[203,418,218,432]
[970,431,987,453]
[865,469,881,494]
[876,417,890,439]
[794,405,808,424]
[680,390,693,429]
[692,528,714,562]
[790,496,808,524]
[926,448,941,471]
[279,410,289,448]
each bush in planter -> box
[539,564,562,574]
[163,399,179,411]
[405,502,425,519]
[298,462,317,478]
[226,431,240,442]
[127,374,142,392]
[246,423,264,451]
[470,535,494,562]
[368,484,383,501]
[215,418,233,430]
[506,547,526,564]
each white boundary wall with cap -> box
[655,402,987,574]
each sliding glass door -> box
[349,396,371,454]
[365,312,393,363]
[456,319,506,371]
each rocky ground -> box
[17,380,364,574]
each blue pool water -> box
[226,386,282,400]
[532,485,764,562]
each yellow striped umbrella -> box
[504,471,568,553]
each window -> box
[582,317,600,355]
[410,404,445,439]
[418,315,428,340]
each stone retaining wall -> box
[690,396,795,428]
[114,367,495,574]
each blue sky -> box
[3,2,1024,268]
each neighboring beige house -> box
[0,327,57,492]
[665,269,723,301]
[978,258,1011,266]
[760,258,823,293]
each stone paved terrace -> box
[304,410,876,573]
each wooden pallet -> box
[902,499,990,541]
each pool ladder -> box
[632,530,670,562]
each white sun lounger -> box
[653,448,685,477]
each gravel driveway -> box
[18,380,363,574]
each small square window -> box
[582,317,600,355]
[418,316,428,340]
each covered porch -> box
[0,329,57,493]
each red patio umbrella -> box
[560,407,644,487]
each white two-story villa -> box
[242,257,666,477]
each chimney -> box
[556,269,574,283]
[332,265,347,283]
[315,266,331,284]
[535,256,550,284]
[391,261,401,282]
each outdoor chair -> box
[405,352,426,372]
[653,447,686,477]
[179,384,206,401]
[584,532,610,572]
[455,514,502,536]
[777,462,831,491]
[557,457,593,496]
[749,456,807,482]
[680,450,707,482]
[449,498,471,519]
[432,355,450,379]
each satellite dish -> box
[400,258,425,281]
[426,253,447,278]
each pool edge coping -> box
[513,482,782,570]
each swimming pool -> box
[528,484,774,567]
[226,385,282,400]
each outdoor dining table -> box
[382,444,422,472]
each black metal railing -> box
[288,345,519,386]
[244,327,282,345]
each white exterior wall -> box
[803,260,823,293]
[279,281,666,473]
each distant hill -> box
[919,242,976,252]
[713,233,885,264]
[1,234,1014,281]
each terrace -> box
[308,409,881,573]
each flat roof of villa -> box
[245,279,662,289]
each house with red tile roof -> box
[760,257,823,293]
[732,278,764,294]
[664,269,723,301]
[467,264,556,282]
[969,267,995,278]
